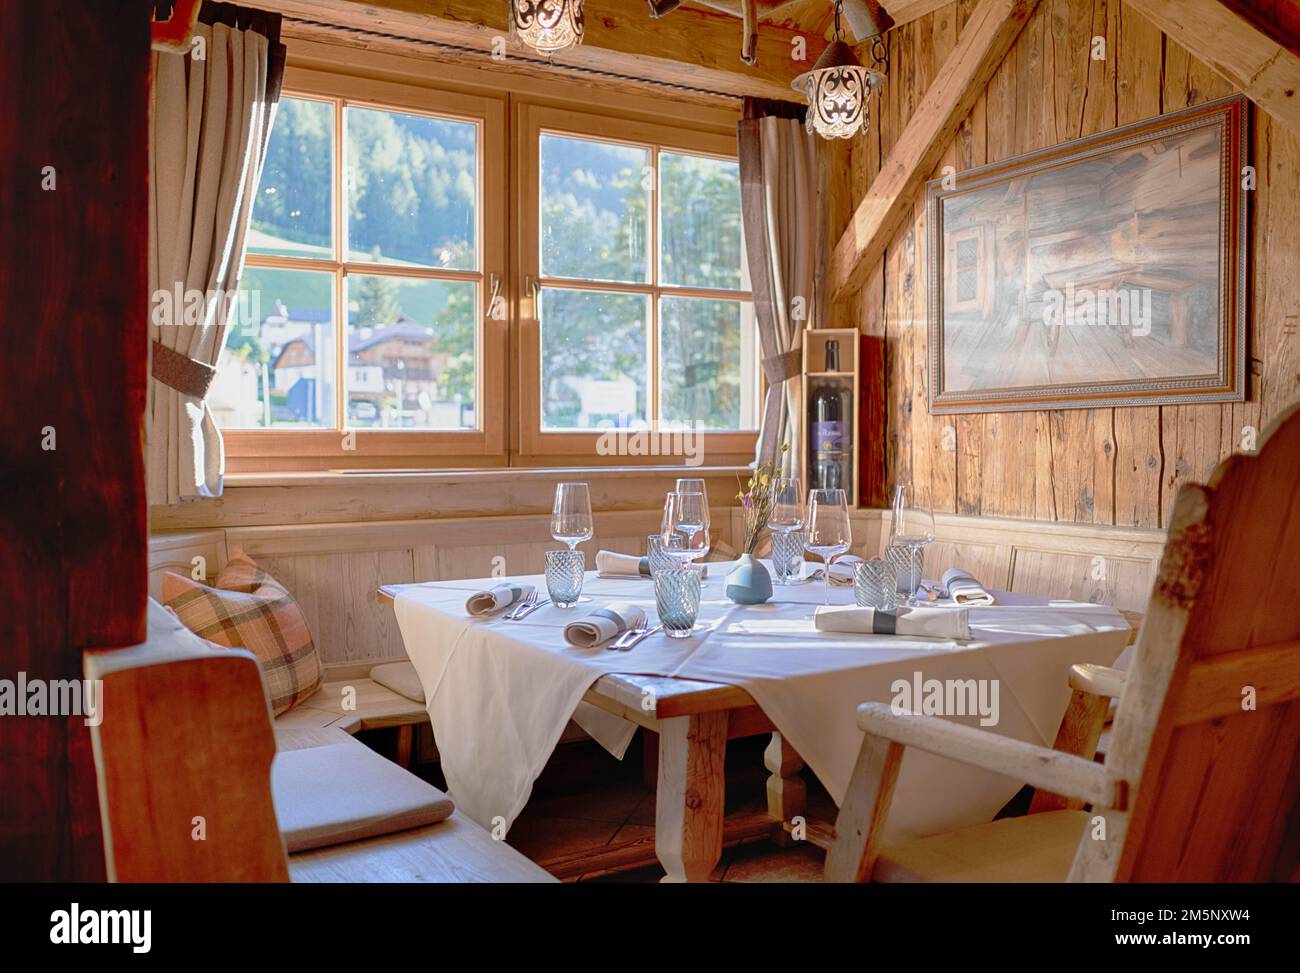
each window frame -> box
[513,103,759,466]
[223,66,509,471]
[222,53,758,474]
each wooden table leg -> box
[765,731,806,846]
[641,728,659,789]
[395,724,414,769]
[655,712,727,883]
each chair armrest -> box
[855,703,1127,810]
[1119,609,1144,644]
[1068,663,1127,699]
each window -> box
[519,106,757,463]
[214,77,506,467]
[215,94,480,431]
[216,64,752,472]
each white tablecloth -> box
[394,563,1129,838]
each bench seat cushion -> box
[873,810,1088,883]
[279,678,428,734]
[272,736,453,853]
[369,661,425,703]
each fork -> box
[619,625,662,650]
[504,590,538,620]
[610,624,661,650]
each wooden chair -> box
[825,405,1300,883]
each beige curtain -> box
[739,104,818,478]
[147,9,283,504]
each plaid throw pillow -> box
[163,550,323,716]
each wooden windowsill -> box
[224,463,751,489]
[154,464,753,531]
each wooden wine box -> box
[800,328,860,507]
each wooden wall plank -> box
[1254,113,1300,437]
[909,6,961,513]
[840,0,1299,531]
[1157,31,1240,525]
[1109,2,1165,528]
[828,0,1042,303]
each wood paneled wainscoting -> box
[841,509,1166,614]
[153,505,1164,678]
[732,508,1167,615]
[149,508,726,672]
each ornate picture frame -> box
[926,95,1250,414]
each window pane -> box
[213,268,336,428]
[345,274,477,430]
[540,134,649,284]
[659,152,744,291]
[247,97,334,260]
[346,106,477,270]
[539,287,648,429]
[659,297,757,431]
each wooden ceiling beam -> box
[827,0,1040,304]
[1123,0,1300,138]
[252,0,824,101]
[884,0,955,31]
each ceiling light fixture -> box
[792,1,890,140]
[510,0,585,56]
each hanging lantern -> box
[510,0,585,56]
[793,1,889,141]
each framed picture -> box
[926,95,1249,414]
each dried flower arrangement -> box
[735,444,789,555]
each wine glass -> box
[890,484,935,605]
[767,476,805,584]
[675,478,707,502]
[551,482,594,551]
[805,488,852,605]
[664,491,710,568]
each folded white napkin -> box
[942,568,995,606]
[827,554,863,587]
[595,550,652,579]
[563,602,647,648]
[814,604,971,640]
[465,582,534,617]
[596,550,708,579]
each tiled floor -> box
[496,733,838,882]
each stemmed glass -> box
[551,482,594,551]
[675,478,707,502]
[663,491,710,569]
[890,484,935,605]
[671,481,710,574]
[805,488,852,605]
[767,476,805,585]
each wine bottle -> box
[808,340,850,491]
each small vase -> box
[725,553,773,605]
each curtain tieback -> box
[762,349,802,385]
[151,340,217,399]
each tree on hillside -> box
[352,259,402,328]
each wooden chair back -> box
[85,601,289,881]
[1072,404,1300,882]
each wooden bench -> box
[147,534,432,763]
[88,601,554,883]
[274,666,428,766]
